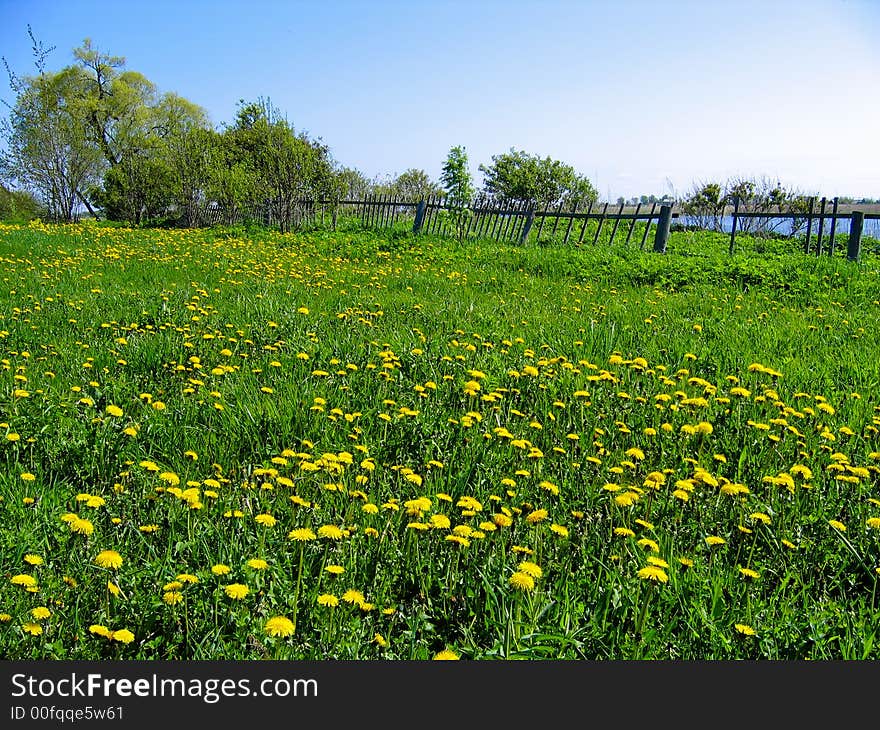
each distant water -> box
[677,214,880,239]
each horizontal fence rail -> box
[188,194,877,260]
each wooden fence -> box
[349,194,670,249]
[193,193,878,261]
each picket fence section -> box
[194,193,877,261]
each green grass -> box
[1,219,880,660]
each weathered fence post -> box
[804,196,814,254]
[653,204,672,253]
[816,196,827,255]
[729,196,739,254]
[828,196,839,256]
[847,211,863,262]
[412,199,427,234]
[520,207,535,245]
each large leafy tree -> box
[152,93,213,226]
[1,65,104,221]
[3,33,213,224]
[71,39,157,169]
[75,43,213,224]
[222,99,339,232]
[479,148,598,209]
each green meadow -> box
[1,220,880,659]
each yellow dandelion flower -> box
[70,518,94,536]
[30,606,51,620]
[288,527,316,541]
[105,405,123,417]
[317,593,339,607]
[111,629,135,643]
[493,513,513,527]
[517,561,543,578]
[828,520,846,532]
[23,554,43,566]
[255,513,277,527]
[509,571,535,591]
[224,584,249,600]
[739,567,761,579]
[526,509,548,524]
[324,565,345,575]
[432,649,460,660]
[89,624,112,638]
[22,622,43,636]
[637,566,669,583]
[705,535,726,547]
[456,495,483,512]
[94,550,123,569]
[264,616,295,637]
[735,623,756,636]
[246,559,269,570]
[163,591,183,606]
[342,589,365,606]
[317,525,344,540]
[211,564,231,576]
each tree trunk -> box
[77,189,98,219]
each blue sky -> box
[1,0,878,200]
